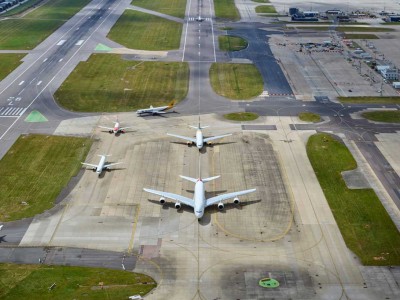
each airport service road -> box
[0,0,132,158]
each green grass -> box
[55,54,189,112]
[210,63,264,100]
[295,26,394,32]
[255,5,277,14]
[224,112,259,121]
[214,0,240,21]
[219,35,248,51]
[338,96,400,104]
[344,33,379,39]
[131,0,187,18]
[0,134,92,222]
[0,0,44,17]
[307,133,400,265]
[337,26,394,32]
[362,111,400,123]
[0,263,156,299]
[0,0,91,50]
[107,9,182,50]
[381,22,400,25]
[298,112,321,123]
[0,54,25,81]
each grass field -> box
[344,33,379,39]
[0,263,156,299]
[219,35,248,51]
[0,134,92,222]
[361,110,400,123]
[0,0,91,50]
[338,96,400,104]
[255,5,277,13]
[224,112,259,121]
[214,0,240,21]
[298,112,321,122]
[55,54,189,112]
[337,26,394,32]
[381,22,400,25]
[131,0,187,18]
[0,54,25,80]
[295,26,394,32]
[307,133,400,265]
[210,63,263,100]
[107,9,182,50]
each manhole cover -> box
[259,277,280,288]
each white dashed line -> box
[37,81,42,86]
[43,58,48,62]
[59,59,63,62]
[18,81,24,85]
[75,40,84,46]
[56,40,66,46]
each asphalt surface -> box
[0,0,400,298]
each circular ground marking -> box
[259,277,279,288]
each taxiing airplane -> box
[167,123,232,150]
[81,155,122,176]
[143,175,256,219]
[98,118,132,135]
[136,101,175,116]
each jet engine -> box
[92,168,96,172]
[175,202,181,209]
[233,197,240,204]
[187,142,193,147]
[159,197,166,204]
[109,130,113,134]
[217,202,224,210]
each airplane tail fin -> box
[150,105,154,109]
[167,100,175,108]
[189,123,209,130]
[180,175,197,183]
[202,175,220,183]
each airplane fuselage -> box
[113,122,120,134]
[137,105,169,115]
[195,130,204,149]
[194,180,206,218]
[96,155,106,175]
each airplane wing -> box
[203,133,232,143]
[206,188,256,207]
[81,162,98,168]
[103,162,123,168]
[98,126,113,131]
[167,133,196,143]
[120,126,133,131]
[143,188,194,208]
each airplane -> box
[81,155,122,176]
[143,174,256,219]
[167,123,232,150]
[98,118,132,135]
[136,101,175,116]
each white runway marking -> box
[37,81,42,86]
[76,40,84,46]
[43,58,48,62]
[18,81,24,86]
[56,40,66,46]
[0,106,26,117]
[59,59,63,62]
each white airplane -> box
[98,118,132,135]
[143,175,256,219]
[167,123,232,150]
[136,101,174,116]
[81,155,122,176]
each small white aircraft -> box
[81,155,122,176]
[98,118,132,135]
[136,101,175,116]
[167,123,232,150]
[143,175,256,219]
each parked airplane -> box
[143,175,256,219]
[81,155,122,176]
[167,123,232,150]
[136,101,174,116]
[98,118,132,135]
